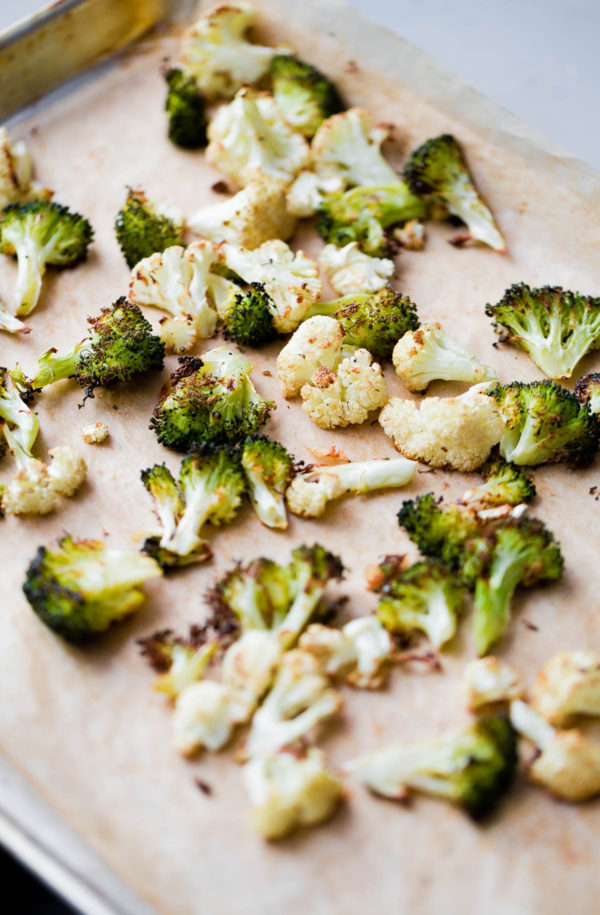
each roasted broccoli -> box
[317,183,427,256]
[23,535,162,642]
[305,288,420,361]
[150,349,274,451]
[141,448,246,568]
[575,372,600,414]
[392,322,497,392]
[397,493,481,571]
[403,134,506,252]
[462,458,536,507]
[270,55,343,137]
[220,283,278,347]
[490,380,599,467]
[27,298,164,399]
[374,558,466,649]
[115,188,183,269]
[138,627,216,698]
[0,201,93,315]
[164,67,208,149]
[345,714,517,819]
[486,284,600,379]
[241,435,294,530]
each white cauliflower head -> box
[206,89,310,188]
[311,108,399,189]
[393,219,426,250]
[46,445,87,496]
[221,630,283,717]
[172,680,240,756]
[301,349,387,429]
[1,460,57,516]
[286,472,344,518]
[187,177,296,249]
[392,322,497,393]
[379,387,503,471]
[318,243,395,297]
[299,617,394,689]
[180,4,289,99]
[82,422,109,444]
[461,656,523,711]
[0,127,52,210]
[531,651,600,727]
[286,170,344,218]
[276,315,344,398]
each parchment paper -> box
[1,1,599,913]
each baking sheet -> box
[1,1,599,913]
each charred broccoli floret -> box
[0,201,93,315]
[305,288,420,360]
[141,448,246,568]
[374,558,465,649]
[23,535,162,642]
[403,134,506,252]
[165,67,208,149]
[317,183,427,256]
[241,435,294,530]
[221,283,278,347]
[575,372,600,414]
[486,284,600,379]
[150,348,274,451]
[345,714,517,819]
[27,298,164,399]
[491,380,599,467]
[397,493,481,572]
[270,55,343,137]
[462,458,536,507]
[138,627,216,697]
[115,188,183,269]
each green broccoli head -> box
[491,380,599,467]
[486,284,600,379]
[403,134,506,252]
[241,435,294,529]
[114,187,183,269]
[317,183,427,256]
[0,201,94,315]
[150,348,274,451]
[397,493,481,571]
[28,298,165,399]
[270,54,343,137]
[575,372,600,415]
[23,535,162,642]
[221,283,278,347]
[463,458,536,507]
[376,558,465,649]
[165,67,208,150]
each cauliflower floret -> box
[393,219,426,250]
[187,177,296,249]
[206,89,310,188]
[531,651,600,726]
[510,699,600,802]
[301,349,387,429]
[311,108,399,189]
[180,4,289,99]
[221,630,283,717]
[82,422,109,444]
[46,445,87,496]
[276,316,344,397]
[318,243,395,296]
[243,748,344,839]
[299,617,394,689]
[0,127,52,210]
[286,472,343,517]
[392,322,497,393]
[0,298,28,335]
[219,239,321,332]
[1,460,57,515]
[128,242,218,352]
[286,170,344,218]
[461,657,523,711]
[172,680,240,755]
[379,387,503,471]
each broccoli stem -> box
[473,549,529,656]
[163,481,215,557]
[30,338,96,390]
[324,458,416,493]
[444,173,506,253]
[14,236,46,316]
[246,474,287,530]
[304,294,363,320]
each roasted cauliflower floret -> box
[311,108,399,189]
[531,651,600,726]
[461,657,523,711]
[299,616,394,689]
[0,127,51,209]
[393,322,497,392]
[46,445,87,496]
[393,219,426,250]
[379,386,503,471]
[82,422,109,444]
[318,243,395,296]
[1,461,57,516]
[206,89,310,188]
[286,170,343,218]
[276,315,344,397]
[301,349,387,429]
[172,680,240,755]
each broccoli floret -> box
[403,134,506,252]
[150,349,274,451]
[575,372,600,414]
[462,458,536,507]
[27,298,164,400]
[392,321,497,391]
[208,543,344,649]
[23,535,162,642]
[375,559,465,649]
[138,627,216,697]
[398,493,481,571]
[0,201,93,315]
[270,55,343,137]
[142,448,246,568]
[491,380,599,467]
[345,714,517,819]
[486,284,600,380]
[115,188,183,269]
[305,288,420,361]
[241,435,294,530]
[317,183,427,256]
[221,283,278,347]
[470,517,563,656]
[164,67,208,149]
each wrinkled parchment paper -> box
[1,1,599,912]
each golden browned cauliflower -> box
[301,350,387,429]
[276,315,344,398]
[531,651,600,726]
